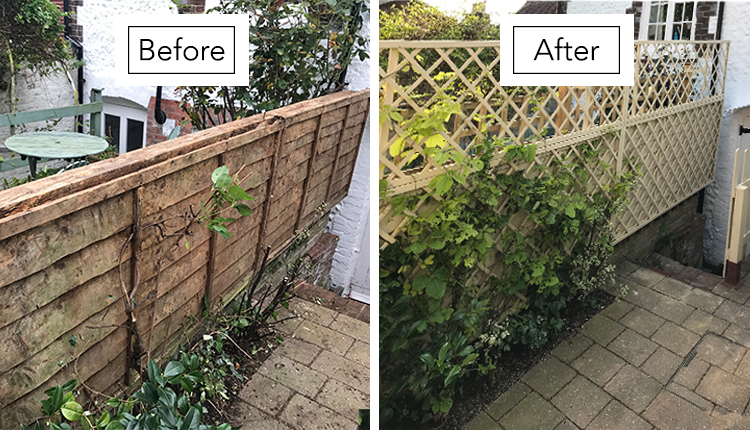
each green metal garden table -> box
[4,131,109,179]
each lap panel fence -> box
[0,89,368,426]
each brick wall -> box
[50,0,83,42]
[695,1,719,40]
[178,0,205,13]
[145,98,194,146]
[626,1,643,40]
[306,233,340,286]
[613,193,702,265]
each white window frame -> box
[639,1,698,41]
[100,100,148,154]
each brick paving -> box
[230,294,369,430]
[465,257,750,430]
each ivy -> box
[380,108,640,425]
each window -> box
[641,1,696,41]
[126,119,145,152]
[101,96,148,154]
[104,114,121,149]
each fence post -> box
[126,186,143,386]
[617,85,630,175]
[90,88,103,137]
[326,104,352,203]
[295,115,324,232]
[254,119,286,272]
[205,153,224,310]
[380,47,399,153]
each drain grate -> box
[665,331,747,386]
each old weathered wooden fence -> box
[379,40,728,248]
[0,89,368,426]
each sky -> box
[421,0,529,21]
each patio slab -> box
[464,260,750,430]
[231,295,369,429]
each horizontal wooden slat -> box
[0,102,102,127]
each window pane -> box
[659,4,668,22]
[674,3,683,22]
[684,2,694,21]
[650,4,659,23]
[126,119,144,152]
[673,25,681,40]
[657,25,666,40]
[648,25,656,40]
[682,22,692,40]
[104,114,120,148]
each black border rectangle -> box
[512,26,620,75]
[127,26,236,75]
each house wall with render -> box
[77,0,187,147]
[702,2,750,266]
[326,7,371,303]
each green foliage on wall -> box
[0,0,72,89]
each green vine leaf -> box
[211,166,229,186]
[60,401,83,421]
[425,277,446,300]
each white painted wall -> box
[718,2,750,112]
[78,0,181,109]
[326,7,371,303]
[703,108,750,266]
[567,1,631,15]
[702,2,750,266]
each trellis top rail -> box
[379,39,729,48]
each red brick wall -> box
[178,0,205,13]
[145,97,194,146]
[307,233,340,282]
[50,0,83,42]
[695,2,719,40]
[626,2,643,40]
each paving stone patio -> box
[230,295,369,430]
[465,258,750,430]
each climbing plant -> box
[379,102,640,425]
[0,0,75,130]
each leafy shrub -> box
[380,102,640,425]
[180,0,369,129]
[0,0,72,87]
[2,166,60,189]
[379,2,499,41]
[21,359,231,430]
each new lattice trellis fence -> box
[0,90,368,427]
[379,40,728,249]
